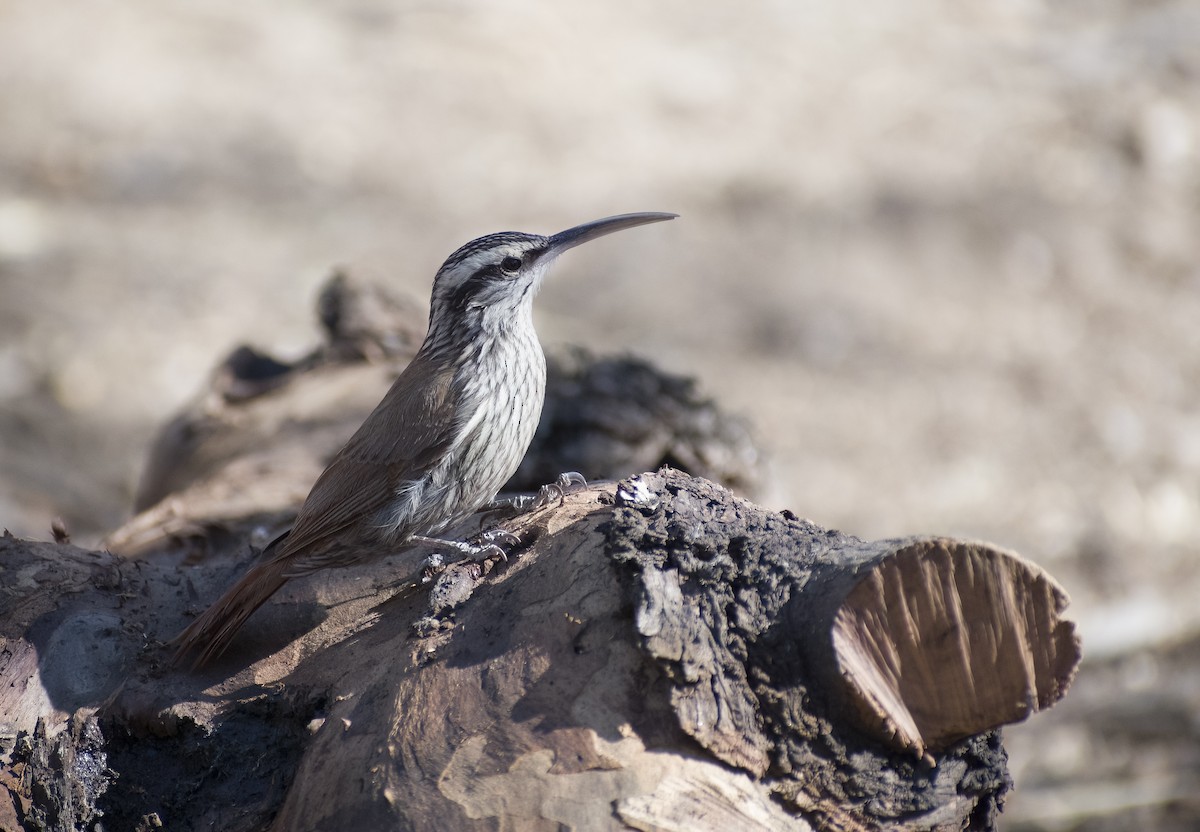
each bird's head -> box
[424,212,676,347]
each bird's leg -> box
[482,471,589,516]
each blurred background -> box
[2,1,1198,828]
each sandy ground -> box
[3,1,1199,827]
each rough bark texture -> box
[603,471,1078,830]
[0,470,1078,831]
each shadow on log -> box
[1,469,1078,831]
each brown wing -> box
[271,350,460,567]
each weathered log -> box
[1,470,1078,831]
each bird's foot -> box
[484,471,589,515]
[414,528,521,566]
[538,471,588,506]
[470,527,522,560]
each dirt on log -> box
[0,469,1078,831]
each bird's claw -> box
[467,528,522,562]
[482,472,588,517]
[534,471,588,509]
[415,530,520,566]
[558,470,589,493]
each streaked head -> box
[425,212,677,342]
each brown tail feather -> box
[171,559,290,669]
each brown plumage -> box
[172,212,676,667]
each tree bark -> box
[1,469,1078,831]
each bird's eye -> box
[499,256,522,274]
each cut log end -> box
[831,538,1082,757]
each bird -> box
[171,212,677,667]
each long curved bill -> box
[547,212,678,258]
